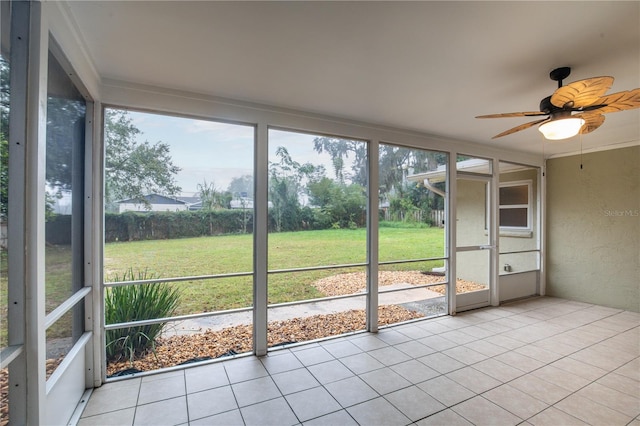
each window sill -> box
[500,229,532,238]
[484,229,533,238]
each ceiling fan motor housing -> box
[540,96,572,119]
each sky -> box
[127,110,254,196]
[125,109,360,197]
[52,109,363,213]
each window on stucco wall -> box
[499,181,531,230]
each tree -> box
[269,147,302,232]
[0,137,7,221]
[313,137,367,185]
[308,178,366,228]
[268,147,325,232]
[105,109,182,211]
[388,182,433,223]
[307,177,334,207]
[197,179,229,210]
[313,137,448,224]
[227,174,253,199]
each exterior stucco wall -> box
[546,145,640,312]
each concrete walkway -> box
[163,284,446,336]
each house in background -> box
[229,197,273,209]
[117,193,190,213]
[230,197,254,209]
[177,195,203,211]
[116,194,263,212]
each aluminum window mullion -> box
[447,151,457,315]
[105,305,254,331]
[268,263,367,275]
[6,0,29,420]
[489,158,499,306]
[7,2,49,424]
[90,100,104,387]
[103,271,254,288]
[378,281,447,295]
[0,345,23,370]
[268,292,367,310]
[539,165,546,294]
[45,331,91,394]
[367,139,379,332]
[378,257,447,266]
[254,123,268,356]
[44,287,91,330]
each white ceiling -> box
[65,1,640,158]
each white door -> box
[455,175,494,311]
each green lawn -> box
[0,225,445,343]
[1,245,78,345]
[104,225,445,315]
[0,248,6,348]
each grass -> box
[1,245,79,346]
[0,225,445,343]
[104,225,445,315]
[0,248,6,348]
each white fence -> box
[382,209,444,227]
[0,222,6,249]
[430,209,445,227]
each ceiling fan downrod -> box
[549,66,571,88]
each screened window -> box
[102,108,256,376]
[44,47,87,378]
[266,129,369,347]
[499,181,531,229]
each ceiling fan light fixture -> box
[538,117,585,140]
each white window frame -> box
[499,180,532,233]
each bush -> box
[104,210,254,242]
[105,268,180,362]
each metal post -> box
[86,100,104,387]
[8,1,48,423]
[253,123,268,355]
[539,162,546,295]
[366,139,379,332]
[447,152,456,315]
[490,158,500,306]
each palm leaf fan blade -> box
[476,111,547,119]
[492,118,549,139]
[551,76,614,108]
[591,88,640,113]
[573,113,605,134]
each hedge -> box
[47,206,374,244]
[105,210,254,242]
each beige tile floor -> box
[78,297,640,425]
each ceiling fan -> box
[476,67,640,140]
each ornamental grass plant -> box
[105,268,180,362]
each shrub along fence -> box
[49,205,434,244]
[105,208,368,242]
[45,214,73,244]
[105,210,254,242]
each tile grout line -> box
[78,299,638,425]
